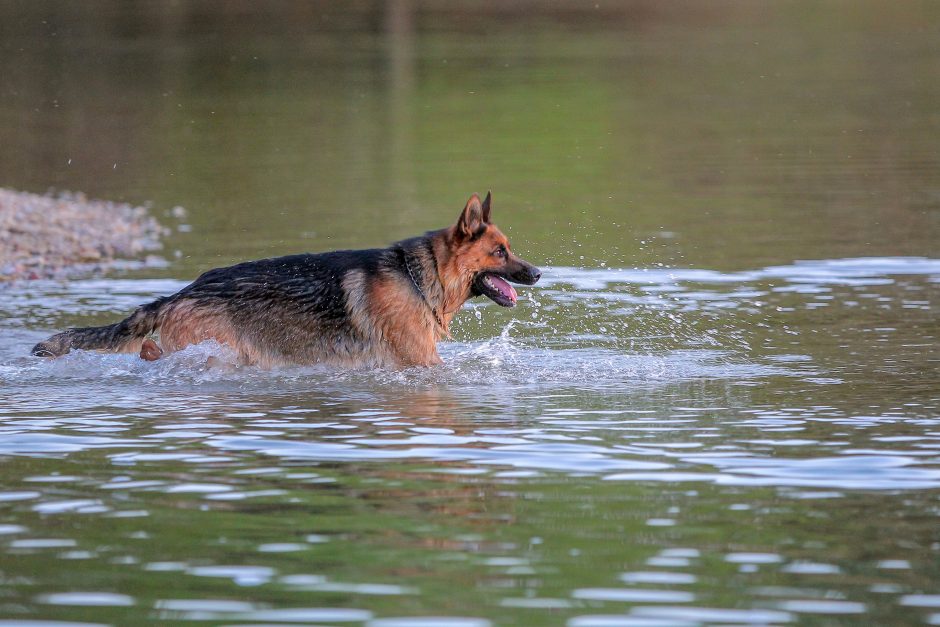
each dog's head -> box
[449,192,541,307]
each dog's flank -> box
[32,193,541,368]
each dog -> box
[32,193,541,368]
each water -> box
[1,2,939,625]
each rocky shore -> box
[0,188,170,282]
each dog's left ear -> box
[481,191,492,224]
[457,193,487,238]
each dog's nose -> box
[529,267,542,283]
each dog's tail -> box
[31,298,168,358]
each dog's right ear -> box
[456,193,485,239]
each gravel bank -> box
[0,188,170,282]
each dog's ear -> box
[457,193,486,239]
[481,191,492,224]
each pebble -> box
[0,188,171,282]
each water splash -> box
[2,256,936,389]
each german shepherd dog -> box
[32,193,541,368]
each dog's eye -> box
[494,246,507,258]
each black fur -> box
[31,236,434,361]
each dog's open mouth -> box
[474,273,518,307]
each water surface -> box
[1,2,938,625]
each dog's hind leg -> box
[139,338,163,361]
[157,299,250,362]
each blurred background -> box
[1,0,937,277]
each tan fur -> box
[157,300,242,358]
[369,274,442,366]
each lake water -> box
[1,2,939,625]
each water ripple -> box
[0,256,937,626]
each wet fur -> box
[32,194,540,369]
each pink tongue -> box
[488,274,517,303]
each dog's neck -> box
[402,237,450,337]
[436,229,479,320]
[400,230,478,338]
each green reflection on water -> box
[0,447,936,624]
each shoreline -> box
[0,187,172,282]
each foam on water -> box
[0,327,784,392]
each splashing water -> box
[4,257,937,389]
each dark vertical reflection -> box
[385,0,417,210]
